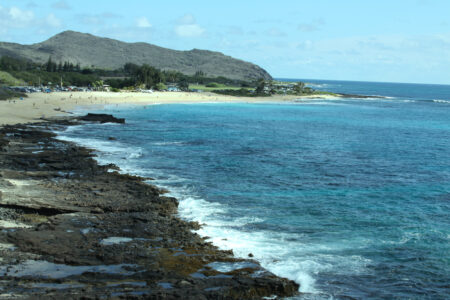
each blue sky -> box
[0,0,449,84]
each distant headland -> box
[0,30,271,82]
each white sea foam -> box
[152,141,185,146]
[198,225,320,292]
[57,132,144,167]
[433,99,450,104]
[152,174,188,185]
[174,187,372,296]
[54,133,368,297]
[293,101,345,106]
[55,124,371,298]
[306,83,332,89]
[128,150,143,159]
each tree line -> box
[44,57,81,73]
[0,56,81,73]
[0,55,252,90]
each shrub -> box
[154,82,167,91]
[206,82,220,88]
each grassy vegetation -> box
[211,88,267,97]
[8,70,99,87]
[0,71,25,86]
[189,83,244,91]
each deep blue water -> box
[58,81,450,299]
[279,78,450,102]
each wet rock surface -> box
[78,113,125,124]
[0,116,299,299]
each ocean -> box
[57,80,450,299]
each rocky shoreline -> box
[0,115,299,299]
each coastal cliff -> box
[0,116,298,299]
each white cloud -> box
[0,6,35,29]
[0,5,64,38]
[136,17,152,28]
[46,13,62,27]
[174,14,205,37]
[8,6,35,23]
[175,24,205,37]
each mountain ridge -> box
[0,31,272,81]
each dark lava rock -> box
[78,113,125,124]
[0,119,300,299]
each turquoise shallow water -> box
[58,82,450,299]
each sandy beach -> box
[0,91,339,126]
